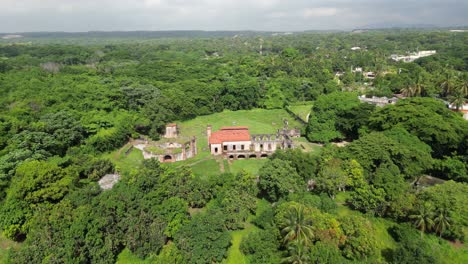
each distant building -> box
[208,125,299,159]
[363,72,376,79]
[448,102,468,120]
[358,95,399,107]
[353,67,363,73]
[391,50,436,62]
[351,47,361,50]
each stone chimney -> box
[207,125,212,139]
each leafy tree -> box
[315,158,348,199]
[339,215,378,260]
[175,208,231,264]
[306,92,360,143]
[258,159,303,202]
[368,97,468,158]
[309,241,346,264]
[240,226,281,264]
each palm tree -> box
[448,91,466,111]
[439,69,455,97]
[409,203,435,238]
[454,73,468,97]
[434,208,451,238]
[280,204,314,246]
[282,240,310,264]
[400,85,415,97]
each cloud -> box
[304,8,338,17]
[0,0,466,32]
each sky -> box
[0,0,466,32]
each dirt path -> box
[218,158,225,173]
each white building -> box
[391,50,436,62]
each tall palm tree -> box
[400,85,415,97]
[439,69,455,97]
[457,74,468,96]
[409,203,435,238]
[434,208,451,238]
[448,92,466,111]
[280,204,314,246]
[282,240,310,264]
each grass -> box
[106,108,310,181]
[229,158,267,176]
[0,234,20,263]
[166,108,305,177]
[293,137,322,154]
[102,146,144,174]
[190,159,221,178]
[224,224,258,264]
[116,248,151,264]
[287,102,313,122]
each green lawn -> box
[104,108,307,180]
[116,248,151,264]
[190,159,221,178]
[293,137,322,155]
[287,102,313,122]
[167,108,305,177]
[229,158,267,176]
[101,146,144,174]
[224,224,258,264]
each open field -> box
[105,108,316,178]
[102,145,144,174]
[229,159,267,175]
[287,102,313,122]
[224,223,258,264]
[293,137,322,155]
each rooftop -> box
[209,126,251,144]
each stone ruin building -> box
[207,124,300,160]
[133,123,197,163]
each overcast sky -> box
[0,0,466,32]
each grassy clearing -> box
[287,102,313,122]
[224,224,258,264]
[116,248,151,264]
[169,108,304,176]
[229,159,267,176]
[178,108,303,143]
[190,159,221,178]
[0,234,20,263]
[102,146,144,174]
[293,137,322,155]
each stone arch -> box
[228,155,235,159]
[249,154,257,159]
[238,155,246,159]
[163,155,173,162]
[260,154,268,158]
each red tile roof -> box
[209,127,251,144]
[167,123,177,127]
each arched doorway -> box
[249,154,257,159]
[260,154,268,158]
[238,155,246,159]
[163,155,173,162]
[228,155,234,159]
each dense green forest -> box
[0,30,467,263]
